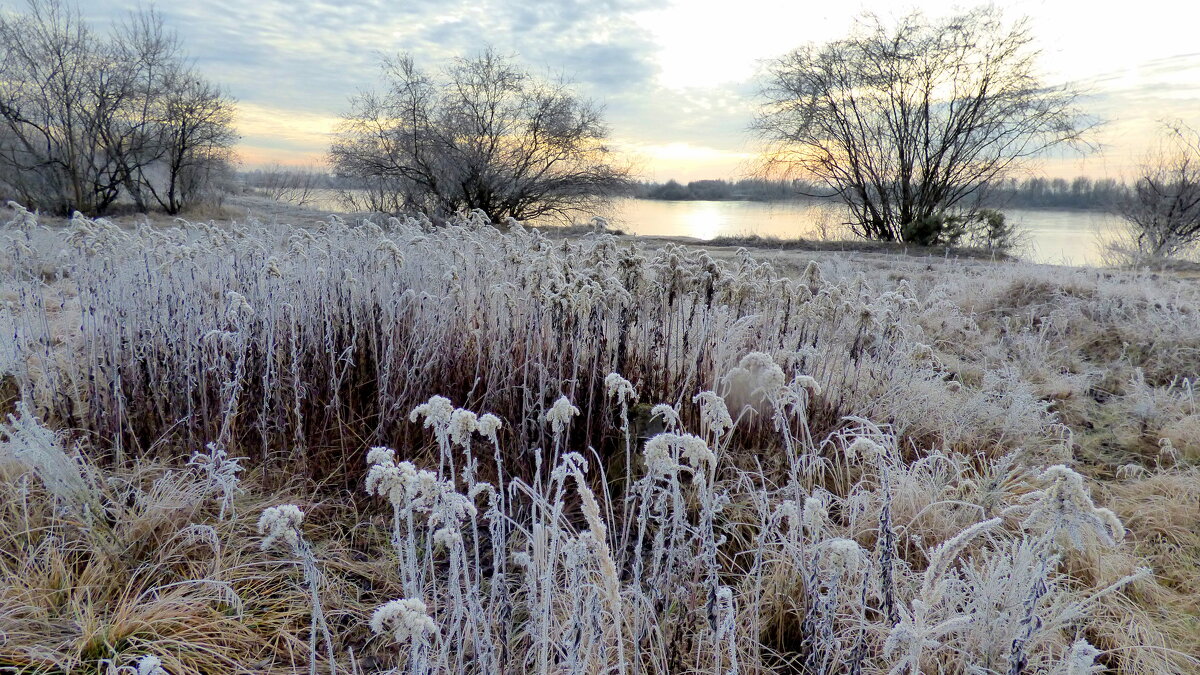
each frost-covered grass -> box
[1,202,1198,673]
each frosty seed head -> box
[546,395,580,436]
[370,598,436,643]
[1022,464,1124,549]
[376,239,404,265]
[1093,507,1125,543]
[802,260,822,286]
[679,434,715,474]
[844,437,882,463]
[693,391,733,437]
[1063,639,1103,675]
[775,499,800,531]
[1157,437,1178,466]
[135,655,168,675]
[410,395,454,428]
[910,342,935,365]
[792,375,822,397]
[449,408,478,446]
[604,372,638,404]
[650,403,682,432]
[737,351,786,393]
[643,434,682,477]
[224,290,253,321]
[429,488,476,528]
[477,413,503,444]
[257,504,304,551]
[710,585,736,638]
[802,496,827,537]
[366,446,395,466]
[824,537,868,577]
[643,433,713,479]
[365,456,418,506]
[433,526,463,548]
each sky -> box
[47,0,1200,182]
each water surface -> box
[308,189,1122,266]
[603,199,1123,266]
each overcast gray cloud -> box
[76,0,663,109]
[57,0,724,166]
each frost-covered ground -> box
[1,200,1197,674]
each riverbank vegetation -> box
[2,202,1198,673]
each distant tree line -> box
[634,178,833,202]
[987,177,1129,210]
[636,175,1130,210]
[0,0,238,216]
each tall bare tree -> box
[0,0,103,213]
[0,0,237,215]
[104,8,184,212]
[1114,123,1200,260]
[755,7,1089,246]
[330,49,631,222]
[145,72,237,214]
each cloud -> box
[53,0,1200,178]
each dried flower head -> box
[135,655,169,675]
[477,413,503,444]
[365,452,418,506]
[802,496,827,537]
[824,538,868,577]
[737,351,786,393]
[1157,437,1178,467]
[693,391,733,438]
[546,395,580,436]
[1060,639,1103,675]
[257,504,304,551]
[410,395,454,428]
[370,598,437,643]
[651,403,682,432]
[644,432,715,479]
[604,372,638,405]
[449,408,478,446]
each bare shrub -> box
[329,49,631,222]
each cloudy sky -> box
[58,0,1200,181]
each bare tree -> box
[329,49,631,222]
[251,163,326,207]
[105,8,185,213]
[0,0,106,213]
[1112,123,1200,261]
[145,72,237,214]
[0,0,237,215]
[754,7,1089,246]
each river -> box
[601,199,1124,266]
[306,190,1123,266]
